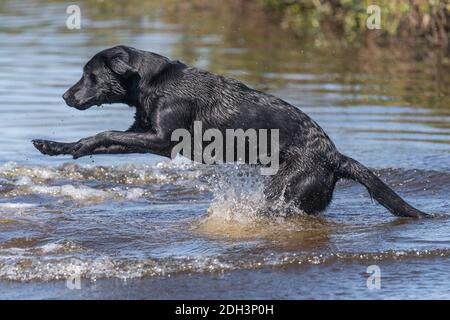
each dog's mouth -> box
[64,96,102,111]
[73,104,94,111]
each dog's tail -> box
[337,154,430,218]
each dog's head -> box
[63,45,168,110]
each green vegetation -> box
[260,0,449,50]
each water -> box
[0,0,449,299]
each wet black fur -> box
[33,45,430,218]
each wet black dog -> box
[33,45,429,218]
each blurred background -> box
[0,0,449,299]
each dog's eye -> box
[89,74,96,82]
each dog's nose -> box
[62,91,70,101]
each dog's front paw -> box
[32,139,61,156]
[32,140,76,156]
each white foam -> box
[38,243,64,253]
[29,184,108,201]
[111,187,146,200]
[0,203,36,209]
[0,161,203,188]
[0,255,234,281]
[15,176,33,186]
[124,188,145,200]
[36,241,82,254]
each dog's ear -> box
[106,50,138,77]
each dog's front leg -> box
[71,131,172,159]
[33,139,152,157]
[87,145,150,155]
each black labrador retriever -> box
[33,45,429,218]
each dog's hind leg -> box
[285,170,336,215]
[264,153,337,216]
